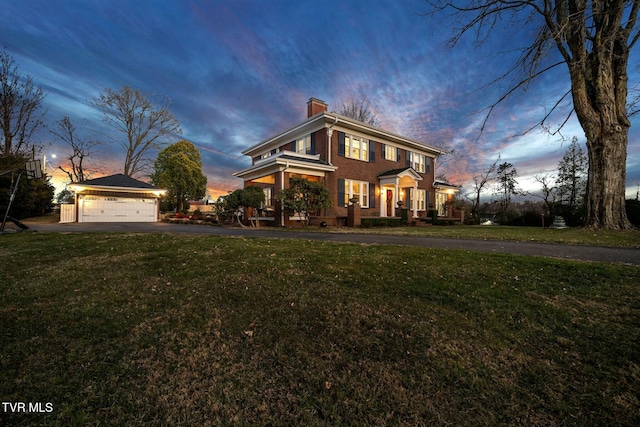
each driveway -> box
[13,221,640,266]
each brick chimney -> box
[307,97,328,118]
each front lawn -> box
[1,232,639,426]
[323,224,640,248]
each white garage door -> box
[79,196,158,222]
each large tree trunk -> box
[584,131,631,229]
[568,37,632,230]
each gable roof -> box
[78,174,158,189]
[68,174,166,196]
[242,112,446,158]
[378,167,423,180]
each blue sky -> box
[3,0,639,199]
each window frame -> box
[344,134,369,161]
[415,189,426,211]
[384,144,398,161]
[343,179,369,208]
[410,152,426,173]
[295,135,312,154]
[261,187,274,209]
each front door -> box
[386,189,393,216]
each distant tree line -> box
[462,137,639,227]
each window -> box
[296,135,312,154]
[384,144,398,161]
[262,187,273,208]
[409,152,427,173]
[343,179,369,207]
[261,148,279,160]
[345,135,369,161]
[415,189,426,211]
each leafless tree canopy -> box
[335,97,381,127]
[92,86,182,177]
[427,0,640,229]
[50,117,100,182]
[0,50,46,156]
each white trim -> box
[240,113,445,158]
[233,151,337,180]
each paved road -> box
[10,221,640,266]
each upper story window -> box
[344,135,369,162]
[295,135,312,154]
[260,148,280,160]
[383,144,398,161]
[345,135,369,161]
[409,152,428,173]
[338,131,375,162]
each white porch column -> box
[393,183,399,217]
[280,170,285,226]
[413,183,418,218]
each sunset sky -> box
[3,0,639,199]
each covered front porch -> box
[233,151,337,226]
[377,167,425,219]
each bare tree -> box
[92,86,181,177]
[466,155,500,220]
[50,117,100,182]
[335,96,380,126]
[533,172,558,217]
[0,49,46,156]
[427,0,639,229]
[628,64,640,116]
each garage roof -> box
[78,174,159,189]
[68,174,166,196]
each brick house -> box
[233,98,459,226]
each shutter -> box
[397,147,401,163]
[291,140,296,152]
[381,144,386,159]
[426,157,431,173]
[369,183,376,208]
[369,140,375,162]
[406,150,411,168]
[310,133,316,154]
[338,132,345,157]
[338,179,345,206]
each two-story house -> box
[233,98,458,226]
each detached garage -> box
[64,174,166,223]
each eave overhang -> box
[242,112,446,158]
[67,183,167,197]
[233,151,337,181]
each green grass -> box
[1,232,639,426]
[323,224,640,248]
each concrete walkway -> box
[12,221,640,266]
